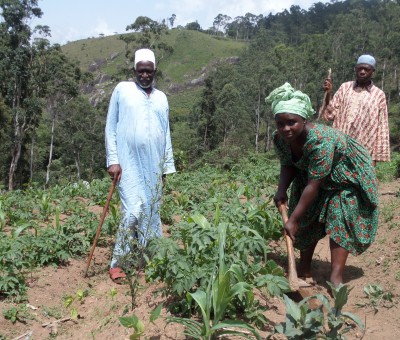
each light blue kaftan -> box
[105,81,175,267]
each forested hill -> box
[1,0,399,190]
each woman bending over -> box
[266,83,379,287]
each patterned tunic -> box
[322,81,390,162]
[274,124,379,255]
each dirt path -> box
[1,180,399,339]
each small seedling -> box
[357,283,394,312]
[2,305,32,324]
[395,271,400,281]
[3,307,19,324]
[110,287,117,300]
[119,314,145,339]
[63,289,89,319]
[119,304,163,340]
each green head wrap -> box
[265,82,315,119]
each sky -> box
[31,0,331,45]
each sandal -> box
[109,267,127,284]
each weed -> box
[113,213,153,310]
[389,221,400,230]
[357,283,394,312]
[105,203,120,237]
[119,304,162,340]
[63,288,89,319]
[375,156,399,182]
[396,271,400,281]
[38,191,52,220]
[110,287,117,300]
[381,201,397,223]
[0,201,6,230]
[270,282,364,339]
[42,306,63,320]
[3,305,33,324]
[383,259,391,272]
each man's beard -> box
[137,80,153,89]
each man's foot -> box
[109,267,127,284]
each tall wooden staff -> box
[318,68,332,120]
[84,177,117,277]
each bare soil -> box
[1,180,399,340]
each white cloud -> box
[89,19,117,37]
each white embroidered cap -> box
[134,48,156,68]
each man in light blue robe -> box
[105,48,176,280]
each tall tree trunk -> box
[30,133,35,184]
[8,104,25,190]
[254,86,261,153]
[8,140,22,190]
[223,126,227,156]
[74,150,81,180]
[265,120,271,152]
[45,113,56,186]
[203,124,208,150]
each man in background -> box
[105,48,176,283]
[321,54,390,165]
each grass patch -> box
[376,152,400,182]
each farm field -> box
[1,156,399,340]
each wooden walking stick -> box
[318,68,332,120]
[278,204,311,292]
[84,177,117,277]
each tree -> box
[125,16,166,48]
[168,14,176,28]
[57,97,105,182]
[190,64,245,155]
[213,14,231,36]
[0,0,44,189]
[37,44,82,186]
[215,83,243,152]
[119,16,173,79]
[185,21,201,31]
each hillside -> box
[61,29,246,117]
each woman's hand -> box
[284,217,299,241]
[274,191,288,208]
[107,164,122,182]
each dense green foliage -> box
[0,154,287,330]
[0,179,120,297]
[187,0,400,164]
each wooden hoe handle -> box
[318,68,332,120]
[278,204,299,291]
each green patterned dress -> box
[273,123,379,255]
